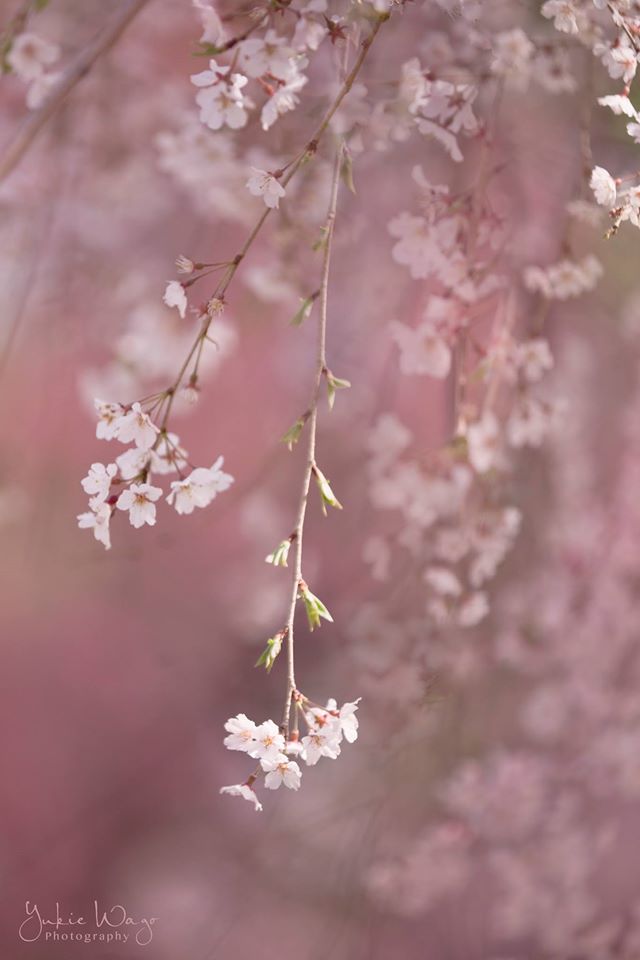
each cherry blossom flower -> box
[224,714,258,752]
[166,458,234,514]
[116,483,162,528]
[247,720,286,761]
[467,413,501,474]
[261,74,307,131]
[163,280,188,319]
[516,338,554,383]
[81,462,117,503]
[219,783,263,812]
[115,447,151,481]
[237,30,294,81]
[113,402,159,449]
[95,400,124,440]
[392,320,451,378]
[541,0,580,34]
[7,33,59,81]
[598,94,638,118]
[590,166,617,209]
[77,502,112,550]
[246,168,286,209]
[26,71,60,110]
[175,255,195,275]
[261,753,302,790]
[192,0,225,46]
[326,698,361,744]
[301,729,341,765]
[191,61,250,131]
[491,29,534,88]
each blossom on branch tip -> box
[246,168,286,209]
[219,783,263,812]
[163,280,188,319]
[77,502,112,550]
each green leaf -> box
[281,413,309,451]
[313,465,342,516]
[325,371,351,410]
[298,582,333,631]
[291,294,316,327]
[265,538,292,567]
[341,150,356,195]
[312,226,329,252]
[255,630,286,673]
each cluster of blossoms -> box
[5,30,60,109]
[538,0,640,237]
[78,399,233,549]
[363,322,640,955]
[523,254,603,300]
[220,697,359,812]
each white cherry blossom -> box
[246,168,286,209]
[7,32,59,81]
[116,483,162,528]
[219,782,263,812]
[467,413,501,474]
[166,457,234,514]
[163,280,188,319]
[95,400,124,440]
[392,320,451,378]
[81,462,117,503]
[114,402,159,449]
[247,720,285,761]
[77,502,112,550]
[261,753,302,790]
[301,729,341,765]
[261,74,307,131]
[590,166,617,209]
[224,714,258,752]
[192,61,250,130]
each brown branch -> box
[0,0,151,184]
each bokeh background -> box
[3,1,640,958]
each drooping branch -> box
[281,142,343,737]
[0,0,151,184]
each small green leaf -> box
[265,538,292,567]
[298,582,333,631]
[341,150,356,195]
[291,294,316,327]
[312,226,329,252]
[325,371,351,410]
[281,413,309,451]
[255,630,286,673]
[313,465,342,516]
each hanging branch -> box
[281,141,343,737]
[0,0,151,184]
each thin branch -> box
[0,0,151,184]
[281,142,343,737]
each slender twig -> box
[281,143,343,737]
[0,0,150,184]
